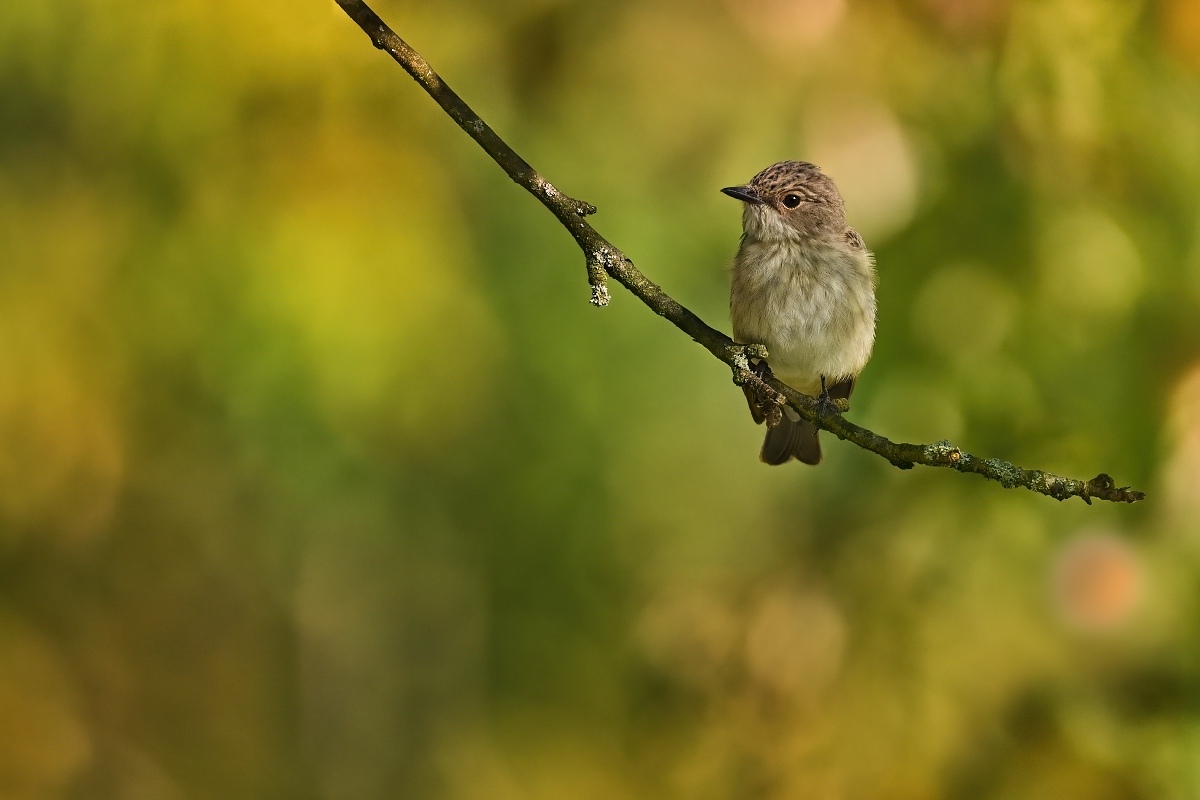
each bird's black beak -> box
[721,185,762,204]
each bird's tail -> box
[744,373,854,466]
[760,411,822,466]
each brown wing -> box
[742,384,766,424]
[827,376,855,401]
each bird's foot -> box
[816,375,847,418]
[730,344,786,427]
[729,343,770,387]
[753,361,787,427]
[742,343,770,362]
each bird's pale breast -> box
[730,237,876,396]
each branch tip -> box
[590,283,611,307]
[583,253,611,306]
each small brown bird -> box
[723,161,877,465]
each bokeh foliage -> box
[2,0,1200,797]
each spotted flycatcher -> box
[723,161,877,465]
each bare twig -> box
[333,0,1145,505]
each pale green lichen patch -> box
[980,458,1025,488]
[590,283,610,307]
[924,441,963,466]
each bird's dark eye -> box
[783,194,802,208]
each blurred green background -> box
[3,0,1200,797]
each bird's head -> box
[722,160,847,242]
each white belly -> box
[731,239,876,396]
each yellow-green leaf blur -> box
[0,0,1197,797]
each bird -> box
[723,161,877,465]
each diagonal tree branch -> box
[333,0,1145,505]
